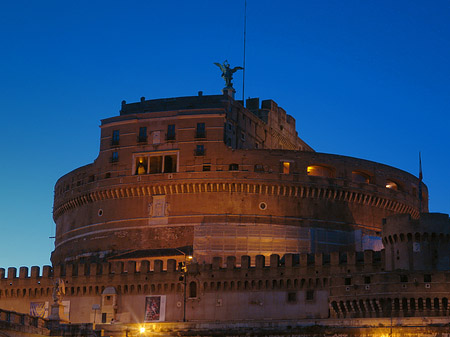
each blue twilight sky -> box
[0,1,449,268]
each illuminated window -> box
[352,171,369,183]
[282,161,291,174]
[112,130,120,146]
[307,165,333,178]
[138,127,147,143]
[133,152,178,175]
[203,165,211,171]
[196,123,205,138]
[385,180,398,190]
[135,157,148,175]
[167,124,175,140]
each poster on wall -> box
[144,295,166,322]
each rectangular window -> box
[345,277,352,285]
[164,155,177,173]
[400,275,408,283]
[167,124,175,140]
[111,151,119,163]
[138,127,147,142]
[254,164,264,172]
[306,290,314,301]
[195,145,205,156]
[112,130,120,146]
[196,123,206,138]
[101,313,107,323]
[282,161,290,174]
[150,156,163,174]
[134,152,178,175]
[135,157,148,175]
[364,276,371,284]
[203,165,211,171]
[424,274,432,283]
[229,163,239,171]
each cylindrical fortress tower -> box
[383,213,450,271]
[51,93,428,265]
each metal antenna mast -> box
[242,0,247,103]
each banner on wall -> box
[144,295,166,322]
[29,301,70,320]
[30,302,48,318]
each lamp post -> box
[175,248,192,322]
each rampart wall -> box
[2,252,450,323]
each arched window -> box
[352,171,370,184]
[307,165,334,178]
[386,180,398,190]
[189,281,197,298]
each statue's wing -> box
[214,62,225,72]
[232,66,244,72]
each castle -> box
[1,87,449,336]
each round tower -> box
[382,213,450,271]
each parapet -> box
[0,251,383,281]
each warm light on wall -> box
[386,180,398,190]
[282,162,290,174]
[307,165,333,178]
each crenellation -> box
[255,255,265,269]
[300,253,308,267]
[19,267,28,278]
[153,259,163,272]
[126,261,136,274]
[53,265,63,278]
[284,253,293,268]
[331,251,339,266]
[240,255,250,269]
[226,256,236,269]
[0,268,4,279]
[269,254,280,268]
[29,266,41,279]
[212,256,222,270]
[347,251,356,265]
[102,262,110,275]
[8,267,17,279]
[90,262,99,276]
[166,259,176,272]
[78,263,87,276]
[112,261,124,274]
[315,253,323,266]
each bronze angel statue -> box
[214,60,243,88]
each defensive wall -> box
[2,250,450,324]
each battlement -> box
[0,251,384,282]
